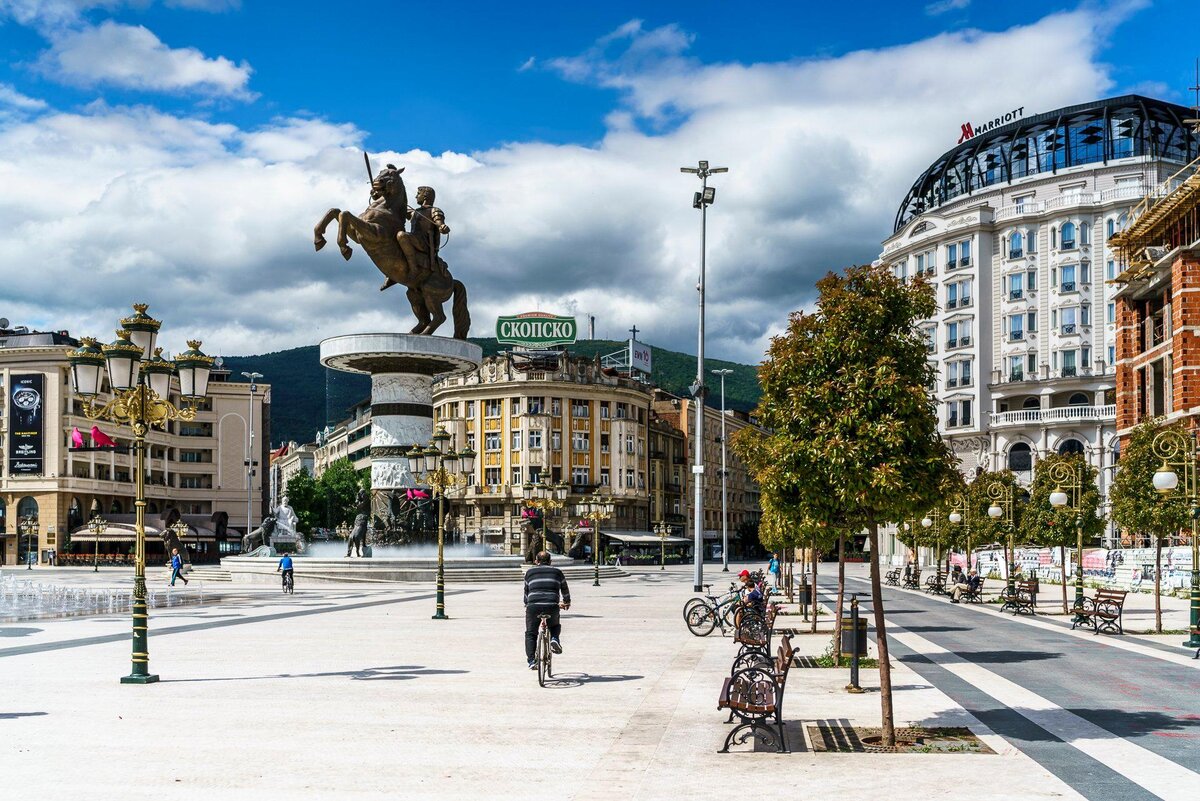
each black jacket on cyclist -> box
[523,565,571,607]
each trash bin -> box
[840,617,868,655]
[794,582,812,605]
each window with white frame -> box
[946,360,972,388]
[529,429,543,449]
[1008,355,1024,381]
[485,399,502,417]
[1106,259,1116,280]
[922,325,936,353]
[511,430,522,450]
[511,466,522,485]
[947,399,972,428]
[1107,302,1115,323]
[528,396,545,414]
[572,467,590,486]
[946,320,970,348]
[551,431,561,450]
[572,431,589,451]
[1007,314,1025,341]
[1009,231,1023,258]
[947,279,972,309]
[485,432,501,451]
[1008,273,1023,300]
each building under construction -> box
[1112,158,1200,439]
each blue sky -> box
[1,0,1198,364]
[5,0,1198,151]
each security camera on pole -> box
[680,159,728,593]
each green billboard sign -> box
[496,312,578,348]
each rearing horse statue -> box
[314,162,470,339]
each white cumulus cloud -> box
[0,7,1140,367]
[38,20,254,98]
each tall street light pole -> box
[67,305,214,684]
[681,159,727,592]
[89,499,106,573]
[1150,429,1200,649]
[1048,459,1087,624]
[241,372,263,539]
[712,368,732,572]
[984,478,1016,593]
[408,427,475,620]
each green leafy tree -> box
[285,467,322,536]
[968,470,1025,578]
[1110,418,1191,631]
[734,264,961,747]
[318,458,371,528]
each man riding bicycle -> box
[523,551,570,670]
[277,552,294,590]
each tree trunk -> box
[810,535,819,634]
[834,534,846,665]
[868,522,895,747]
[1060,545,1068,614]
[1155,535,1163,634]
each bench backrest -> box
[774,635,794,686]
[1018,579,1038,592]
[1094,589,1127,603]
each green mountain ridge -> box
[221,339,762,447]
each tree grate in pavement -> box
[807,722,994,754]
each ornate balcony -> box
[989,404,1115,428]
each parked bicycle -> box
[684,583,741,637]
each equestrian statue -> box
[314,154,470,339]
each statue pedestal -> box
[319,334,482,491]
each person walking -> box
[169,547,188,586]
[768,553,781,589]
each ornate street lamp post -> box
[67,303,213,684]
[407,428,474,620]
[1150,429,1200,649]
[948,494,973,572]
[522,479,567,554]
[18,516,37,569]
[89,500,107,572]
[654,520,671,571]
[920,508,946,575]
[580,493,614,586]
[984,479,1016,593]
[1047,460,1087,624]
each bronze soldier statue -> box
[384,186,450,290]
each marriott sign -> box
[957,106,1025,144]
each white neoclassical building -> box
[878,95,1199,553]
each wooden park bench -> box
[1000,579,1038,615]
[960,579,984,604]
[902,569,921,590]
[885,568,901,587]
[924,572,948,595]
[731,604,780,670]
[718,635,795,753]
[1071,588,1128,635]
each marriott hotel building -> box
[879,96,1199,545]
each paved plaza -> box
[3,563,1197,800]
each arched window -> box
[1051,226,1057,249]
[1107,218,1115,238]
[1068,392,1089,406]
[1010,232,1023,257]
[1058,439,1085,455]
[110,500,123,514]
[1022,397,1040,409]
[147,502,159,514]
[68,498,83,531]
[1080,222,1089,246]
[1061,222,1076,249]
[17,496,38,521]
[1009,442,1033,472]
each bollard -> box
[846,594,864,694]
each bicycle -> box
[534,613,553,686]
[684,584,741,637]
[280,570,294,594]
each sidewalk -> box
[0,562,1084,800]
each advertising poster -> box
[8,373,44,475]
